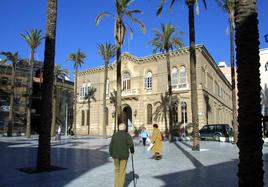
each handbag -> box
[147,143,154,152]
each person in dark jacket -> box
[109,123,134,187]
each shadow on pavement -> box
[0,140,110,187]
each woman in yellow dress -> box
[150,124,163,160]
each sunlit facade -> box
[76,45,233,135]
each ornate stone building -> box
[76,45,233,135]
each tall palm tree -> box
[21,29,44,139]
[37,0,57,171]
[97,43,116,137]
[67,49,86,136]
[51,64,69,136]
[149,23,184,141]
[157,0,206,150]
[234,0,264,185]
[96,0,145,125]
[109,89,117,133]
[216,0,238,144]
[0,52,19,137]
[84,87,97,135]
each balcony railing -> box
[122,88,140,96]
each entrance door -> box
[123,106,132,132]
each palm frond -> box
[157,0,166,16]
[96,12,111,26]
[67,49,86,70]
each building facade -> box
[76,45,233,135]
[260,48,268,120]
[0,61,74,136]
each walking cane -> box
[131,154,136,187]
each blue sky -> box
[0,0,267,80]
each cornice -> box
[77,45,205,76]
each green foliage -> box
[54,64,69,80]
[157,0,207,16]
[85,87,97,102]
[20,29,44,52]
[96,0,146,46]
[67,49,86,70]
[97,43,116,63]
[0,51,19,67]
[149,23,184,53]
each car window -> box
[208,125,215,131]
[217,125,224,131]
[201,126,208,131]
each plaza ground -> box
[0,136,268,187]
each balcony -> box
[172,84,189,91]
[122,88,140,96]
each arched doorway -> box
[123,105,132,132]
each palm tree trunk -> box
[37,0,57,171]
[51,79,57,136]
[188,2,200,151]
[235,0,264,186]
[26,49,34,138]
[164,108,168,137]
[116,47,122,126]
[103,60,108,137]
[8,63,15,137]
[229,16,238,144]
[165,52,174,141]
[73,67,78,136]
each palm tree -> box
[67,49,86,136]
[21,29,44,139]
[96,0,145,125]
[234,0,264,185]
[157,0,206,150]
[51,64,69,136]
[154,93,169,136]
[97,43,116,137]
[0,52,19,137]
[109,89,117,133]
[149,23,184,141]
[216,0,238,144]
[84,87,97,135]
[37,0,57,171]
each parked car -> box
[199,124,233,141]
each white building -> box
[260,48,268,117]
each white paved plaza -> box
[0,136,267,187]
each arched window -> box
[181,101,187,123]
[171,67,178,87]
[147,104,152,124]
[265,62,268,71]
[122,72,131,90]
[81,110,85,126]
[178,66,187,88]
[144,71,152,90]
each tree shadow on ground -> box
[0,139,111,187]
[153,142,268,187]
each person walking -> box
[56,125,61,140]
[150,124,163,160]
[139,127,149,146]
[109,123,134,187]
